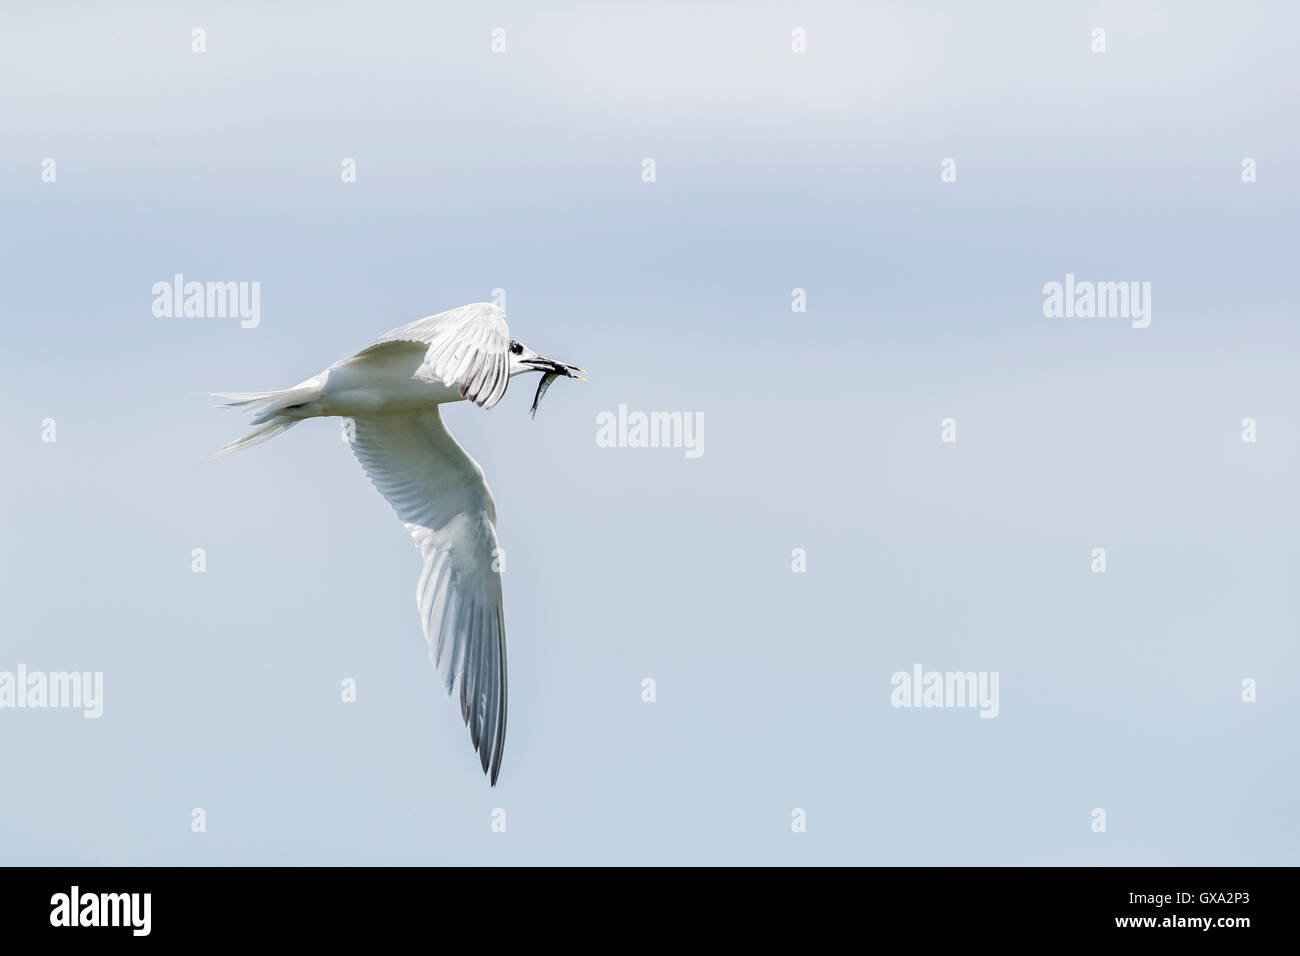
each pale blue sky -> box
[1,1,1297,864]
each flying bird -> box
[211,303,583,785]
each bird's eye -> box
[509,342,523,355]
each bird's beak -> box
[523,357,585,381]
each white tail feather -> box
[211,416,299,459]
[210,384,320,424]
[211,380,322,458]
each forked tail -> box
[211,416,300,458]
[210,383,320,458]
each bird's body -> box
[212,303,582,785]
[302,343,468,416]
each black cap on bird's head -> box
[507,339,584,417]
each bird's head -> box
[507,340,584,381]
[508,340,585,417]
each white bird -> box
[212,303,583,785]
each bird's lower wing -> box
[363,303,511,409]
[348,407,507,785]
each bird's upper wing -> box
[366,303,511,409]
[349,406,508,785]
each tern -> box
[212,303,583,785]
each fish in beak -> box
[520,357,585,417]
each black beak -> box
[522,358,585,380]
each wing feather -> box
[367,303,512,409]
[349,406,508,785]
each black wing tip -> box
[460,702,504,787]
[479,744,502,787]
